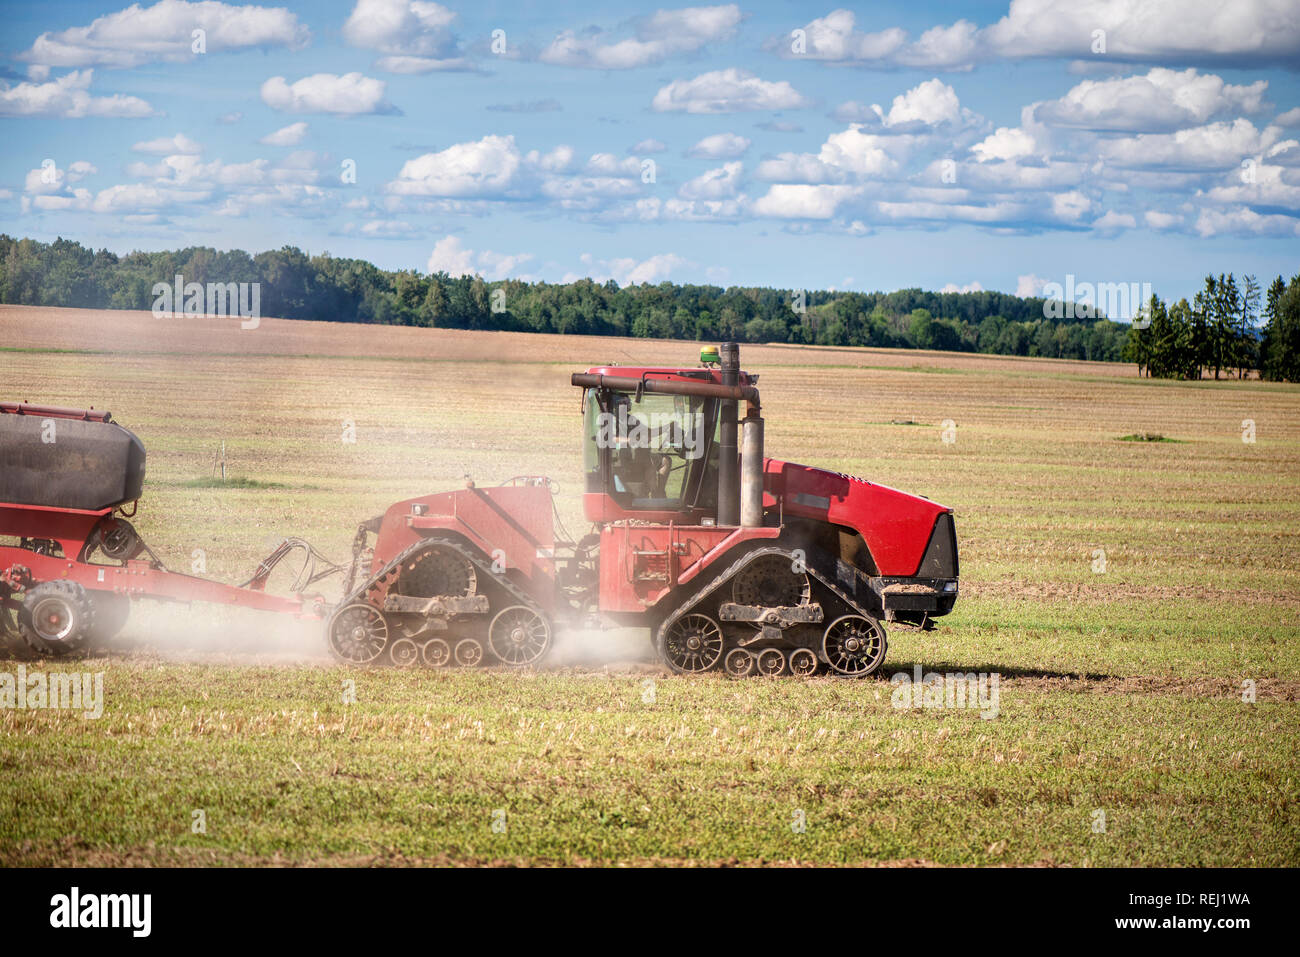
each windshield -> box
[583,389,715,510]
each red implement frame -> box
[0,501,324,619]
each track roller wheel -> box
[756,648,786,677]
[454,637,484,668]
[723,647,755,677]
[19,580,93,656]
[388,637,420,668]
[659,613,724,674]
[488,605,551,666]
[422,637,451,668]
[327,602,390,664]
[822,614,888,677]
[788,648,819,677]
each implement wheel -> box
[19,580,93,657]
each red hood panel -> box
[763,459,949,577]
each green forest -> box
[1,234,1295,379]
[1124,273,1300,382]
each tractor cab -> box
[576,346,757,525]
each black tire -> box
[18,580,95,657]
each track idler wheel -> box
[723,647,755,677]
[454,637,484,668]
[788,648,819,677]
[822,614,888,677]
[422,637,451,668]
[327,602,390,664]
[19,580,93,656]
[488,605,551,667]
[659,613,724,674]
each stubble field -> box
[1,304,1297,866]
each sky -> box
[2,0,1299,313]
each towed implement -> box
[3,342,958,676]
[0,402,328,656]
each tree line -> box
[0,233,1236,368]
[1123,273,1300,382]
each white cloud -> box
[1050,190,1092,221]
[939,281,984,293]
[541,5,741,69]
[833,79,978,134]
[427,235,533,278]
[1143,210,1182,229]
[880,79,965,128]
[775,10,977,69]
[584,153,640,176]
[754,152,847,184]
[1203,161,1300,211]
[0,69,155,118]
[1277,107,1300,128]
[971,127,1036,162]
[777,2,1300,70]
[342,0,474,73]
[1093,210,1137,231]
[1032,68,1268,132]
[132,133,202,154]
[21,0,309,68]
[652,68,811,114]
[1100,118,1275,170]
[354,219,419,238]
[1015,274,1049,296]
[629,138,667,154]
[388,135,523,197]
[260,122,308,146]
[679,161,744,200]
[1194,206,1300,237]
[261,72,395,115]
[752,184,860,219]
[818,127,899,176]
[686,132,751,158]
[573,252,689,285]
[981,0,1300,68]
[90,183,212,214]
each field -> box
[2,304,1298,866]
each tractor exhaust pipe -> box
[718,342,740,526]
[740,412,764,527]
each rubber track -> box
[337,535,546,624]
[656,544,876,662]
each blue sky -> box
[2,0,1298,312]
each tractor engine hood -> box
[762,458,954,579]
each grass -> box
[1,306,1297,866]
[1117,432,1185,443]
[179,476,288,489]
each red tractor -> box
[2,343,956,675]
[328,342,958,677]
